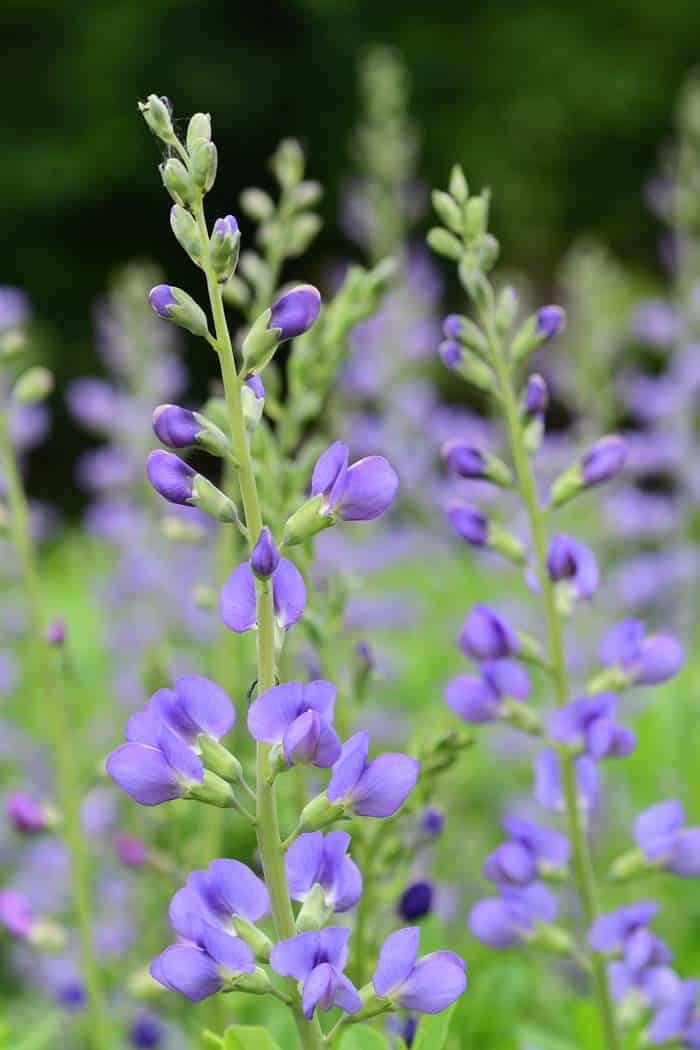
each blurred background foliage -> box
[3,0,700,509]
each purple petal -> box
[503,817,570,868]
[106,743,185,806]
[157,724,204,783]
[152,945,221,1001]
[327,732,369,803]
[269,284,321,341]
[302,680,337,721]
[483,842,536,886]
[332,971,362,1014]
[351,753,419,817]
[220,562,257,633]
[173,675,235,742]
[445,674,500,723]
[168,882,211,941]
[314,721,342,768]
[669,828,700,877]
[270,932,320,981]
[286,833,324,900]
[635,635,684,685]
[248,683,303,745]
[588,902,658,952]
[336,457,399,521]
[146,450,195,505]
[468,898,521,949]
[374,927,420,996]
[302,963,336,1018]
[283,710,322,766]
[126,694,171,746]
[206,859,270,922]
[396,951,467,1013]
[199,924,255,973]
[634,801,686,856]
[312,442,349,499]
[600,619,646,667]
[319,927,351,970]
[482,659,531,701]
[272,558,307,630]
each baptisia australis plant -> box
[429,167,690,1048]
[105,95,466,1050]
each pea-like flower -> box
[547,694,636,760]
[459,605,520,661]
[647,977,700,1047]
[248,680,341,769]
[398,881,434,921]
[469,882,558,949]
[168,859,269,942]
[286,831,362,913]
[446,501,489,546]
[546,534,599,599]
[581,435,628,487]
[634,800,700,878]
[6,792,50,834]
[326,731,419,818]
[268,284,321,341]
[270,928,361,1019]
[445,659,530,724]
[534,749,599,812]
[536,305,566,340]
[311,440,399,522]
[146,449,197,505]
[151,925,256,1002]
[373,926,466,1014]
[599,619,684,686]
[220,556,306,634]
[483,817,570,887]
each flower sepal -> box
[227,967,273,997]
[550,466,584,509]
[185,770,238,808]
[191,475,240,525]
[231,917,274,963]
[282,494,332,547]
[609,848,652,883]
[198,735,243,785]
[295,883,333,933]
[295,793,345,837]
[488,524,527,566]
[241,308,280,374]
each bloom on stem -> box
[599,619,684,686]
[582,436,628,487]
[646,978,700,1047]
[148,285,209,337]
[536,306,565,340]
[270,928,361,1019]
[311,440,399,522]
[446,502,488,546]
[286,831,362,914]
[220,556,306,633]
[373,926,466,1014]
[547,694,636,760]
[445,660,530,724]
[268,284,321,341]
[398,881,434,921]
[6,791,51,834]
[534,749,599,812]
[247,680,341,769]
[483,817,569,887]
[152,927,255,1002]
[459,605,519,661]
[146,450,196,505]
[250,527,280,579]
[634,801,700,877]
[546,534,599,600]
[327,731,419,818]
[169,859,269,939]
[468,883,558,949]
[152,405,201,448]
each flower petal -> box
[174,675,235,741]
[270,932,320,981]
[286,833,324,900]
[374,927,420,996]
[272,558,307,630]
[302,963,336,1018]
[153,945,221,1001]
[206,859,270,922]
[327,732,369,803]
[199,924,255,973]
[106,743,184,806]
[311,442,349,499]
[337,456,399,521]
[220,562,257,633]
[396,951,467,1013]
[248,683,303,745]
[351,754,419,817]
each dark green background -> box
[2,0,698,504]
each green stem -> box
[0,410,110,1050]
[194,201,325,1050]
[483,319,621,1050]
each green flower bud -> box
[432,190,463,233]
[186,770,237,808]
[139,94,175,143]
[449,165,469,204]
[496,286,519,333]
[295,883,332,933]
[427,226,463,261]
[464,194,489,240]
[12,366,54,405]
[272,138,304,188]
[186,112,212,153]
[210,216,241,283]
[290,180,323,209]
[282,494,332,547]
[550,466,584,508]
[241,382,264,432]
[191,475,240,524]
[240,188,275,222]
[160,158,197,208]
[198,735,243,784]
[241,308,280,374]
[170,205,202,264]
[232,916,273,962]
[190,141,218,193]
[287,213,323,257]
[297,792,344,835]
[149,285,209,338]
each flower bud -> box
[189,140,218,193]
[398,880,433,921]
[427,226,463,261]
[12,366,54,405]
[153,404,200,448]
[447,501,489,546]
[442,441,512,486]
[210,214,240,282]
[282,494,333,547]
[232,915,273,962]
[6,792,52,834]
[186,112,212,152]
[443,313,489,355]
[240,187,275,221]
[46,619,66,646]
[148,285,209,338]
[251,527,280,579]
[496,286,519,333]
[523,374,548,417]
[114,834,149,869]
[269,284,321,341]
[138,94,175,143]
[185,770,237,808]
[464,195,488,239]
[198,735,243,784]
[432,190,463,233]
[170,205,202,263]
[146,450,195,506]
[160,158,196,207]
[449,165,469,203]
[511,306,566,364]
[581,435,627,487]
[459,605,519,661]
[272,138,304,188]
[439,339,462,370]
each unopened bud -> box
[12,366,54,405]
[139,94,175,143]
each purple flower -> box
[581,435,627,488]
[439,340,462,370]
[66,378,119,433]
[599,620,684,686]
[399,881,434,921]
[213,214,239,239]
[442,441,487,479]
[311,441,399,522]
[374,927,466,1013]
[547,694,636,760]
[523,374,548,417]
[647,978,700,1047]
[107,675,234,806]
[420,807,445,839]
[220,556,306,633]
[459,606,519,661]
[536,306,565,340]
[151,929,255,1002]
[588,901,658,954]
[129,1012,163,1048]
[443,315,464,340]
[153,404,201,448]
[546,534,599,599]
[46,619,66,646]
[269,285,321,341]
[148,285,178,320]
[0,286,30,331]
[483,817,569,887]
[247,680,341,769]
[327,732,419,818]
[609,960,680,1010]
[251,527,280,579]
[0,889,36,940]
[146,450,196,505]
[633,301,678,350]
[445,659,530,724]
[270,928,361,1019]
[286,831,362,912]
[169,859,269,939]
[6,792,49,834]
[534,750,599,812]
[634,801,700,877]
[244,374,265,399]
[469,882,558,949]
[114,834,149,869]
[446,501,489,546]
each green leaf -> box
[338,1025,392,1050]
[201,1031,224,1050]
[413,1005,456,1050]
[223,1026,283,1050]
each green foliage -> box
[413,1004,457,1050]
[338,1025,392,1050]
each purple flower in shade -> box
[420,807,445,839]
[268,285,321,341]
[248,680,341,769]
[442,441,487,479]
[534,749,599,812]
[270,928,361,1019]
[439,340,462,370]
[373,927,466,1013]
[443,315,463,340]
[609,960,681,1011]
[310,441,399,522]
[152,405,201,448]
[634,801,700,878]
[581,436,628,487]
[151,928,255,1002]
[399,881,434,921]
[523,374,548,417]
[458,606,519,661]
[0,286,30,331]
[547,694,636,760]
[107,675,234,806]
[66,378,119,433]
[536,305,565,340]
[219,557,306,634]
[599,619,684,686]
[632,301,678,350]
[446,501,489,546]
[327,732,419,818]
[286,831,362,913]
[0,889,36,940]
[114,834,150,869]
[6,792,49,834]
[588,901,658,955]
[130,1011,163,1048]
[546,534,599,599]
[647,979,700,1047]
[483,817,570,887]
[148,285,178,320]
[469,882,558,949]
[251,527,280,579]
[146,450,196,505]
[445,659,530,724]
